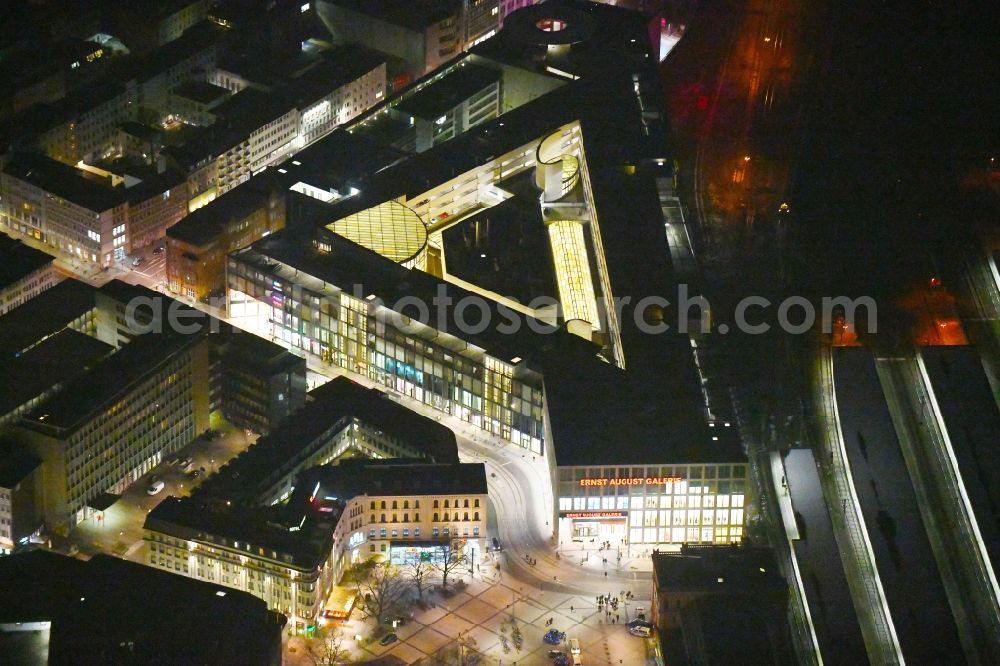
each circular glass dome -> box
[326,200,427,265]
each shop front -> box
[556,463,749,548]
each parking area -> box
[67,417,256,562]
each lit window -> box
[301,3,310,12]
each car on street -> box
[543,629,566,645]
[569,637,580,655]
[146,480,165,495]
[379,633,398,646]
[492,537,502,551]
[551,655,569,666]
[628,624,653,637]
[153,246,164,254]
[131,257,144,267]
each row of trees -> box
[355,537,469,625]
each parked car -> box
[552,655,569,666]
[146,480,165,495]
[131,257,144,267]
[628,624,652,637]
[379,633,398,646]
[492,537,502,551]
[153,246,164,254]
[569,638,580,655]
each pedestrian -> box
[604,571,608,577]
[570,605,574,612]
[616,613,620,623]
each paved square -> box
[428,611,476,637]
[406,626,452,654]
[454,597,501,624]
[386,641,426,663]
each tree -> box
[498,616,523,656]
[407,555,434,600]
[432,537,468,589]
[309,630,352,666]
[356,560,410,626]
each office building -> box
[0,234,58,315]
[94,279,307,432]
[109,1,212,53]
[12,331,211,533]
[166,172,287,301]
[0,443,44,555]
[318,0,500,79]
[0,550,283,665]
[392,62,502,151]
[144,376,483,633]
[0,278,98,359]
[123,170,189,250]
[651,545,794,666]
[0,153,129,267]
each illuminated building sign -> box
[579,476,684,487]
[562,511,627,519]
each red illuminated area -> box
[897,278,968,346]
[831,315,862,347]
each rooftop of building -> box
[2,152,126,212]
[21,329,202,435]
[0,439,42,489]
[146,494,339,570]
[166,87,294,164]
[166,171,283,246]
[0,37,106,98]
[326,0,461,32]
[121,167,188,204]
[2,79,129,144]
[651,545,786,593]
[283,45,387,109]
[172,79,231,105]
[0,328,115,419]
[0,550,283,665]
[299,459,489,502]
[192,376,459,504]
[394,62,502,120]
[118,20,223,84]
[0,234,55,290]
[0,278,96,357]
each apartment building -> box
[0,234,58,315]
[143,377,481,632]
[146,460,486,632]
[0,153,129,268]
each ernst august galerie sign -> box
[579,476,684,487]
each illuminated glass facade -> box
[325,200,428,268]
[556,463,748,547]
[227,259,545,453]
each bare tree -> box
[407,555,434,600]
[432,537,468,589]
[356,560,410,625]
[309,630,352,666]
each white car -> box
[146,480,165,495]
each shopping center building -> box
[223,1,746,553]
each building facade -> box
[0,154,129,267]
[0,235,58,315]
[555,461,748,550]
[14,333,211,532]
